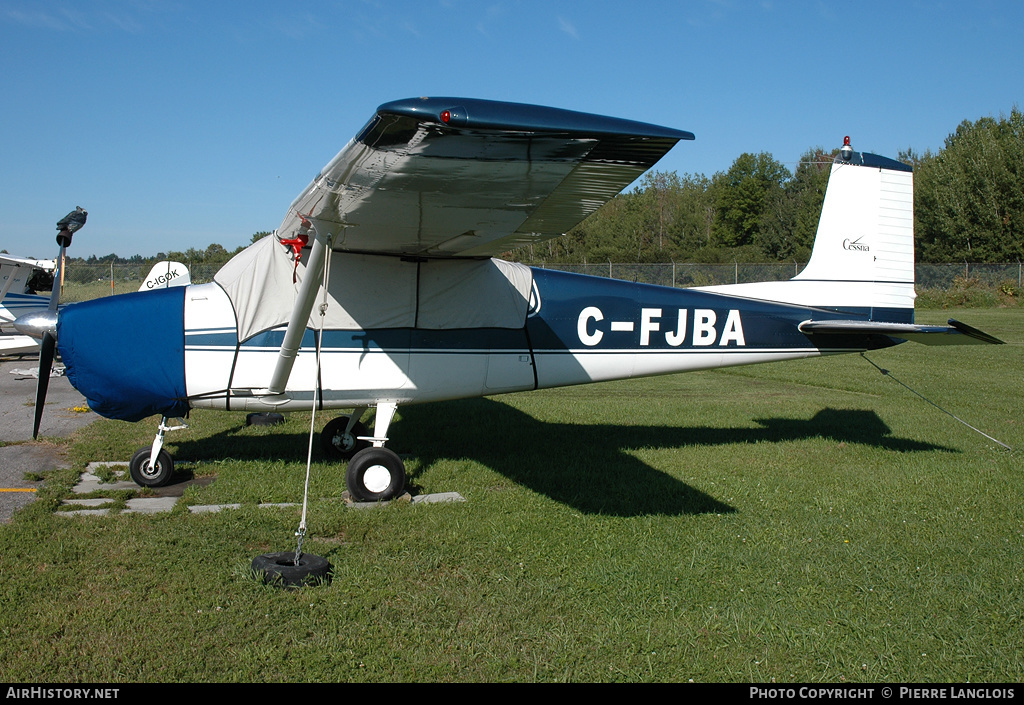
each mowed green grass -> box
[0,309,1021,682]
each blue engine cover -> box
[58,287,189,422]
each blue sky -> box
[1,0,1021,258]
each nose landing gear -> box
[129,416,187,487]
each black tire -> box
[346,447,406,502]
[321,415,370,460]
[129,447,175,487]
[251,552,332,588]
[246,412,285,427]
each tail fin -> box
[793,146,916,319]
[139,261,190,292]
[696,142,916,322]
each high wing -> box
[276,97,694,257]
[0,254,54,271]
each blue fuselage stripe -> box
[182,269,907,357]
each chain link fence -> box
[915,263,1023,289]
[57,261,1022,301]
[528,262,1024,290]
[59,263,222,301]
[529,262,805,288]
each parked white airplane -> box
[18,98,1001,501]
[1,253,55,355]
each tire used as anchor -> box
[251,552,332,588]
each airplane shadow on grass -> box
[394,398,952,518]
[172,399,952,518]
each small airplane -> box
[16,98,1002,501]
[1,253,56,355]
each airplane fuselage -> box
[57,266,903,423]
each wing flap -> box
[799,319,1004,345]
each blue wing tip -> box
[376,97,694,141]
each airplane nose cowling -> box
[57,287,189,422]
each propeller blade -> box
[28,244,67,439]
[49,245,66,312]
[33,332,56,439]
[29,207,85,439]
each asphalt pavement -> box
[0,354,96,523]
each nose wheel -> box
[129,416,187,487]
[129,447,174,487]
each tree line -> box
[32,107,1019,268]
[506,107,1022,266]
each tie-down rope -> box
[295,237,333,564]
[861,353,1011,451]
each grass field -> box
[0,309,1021,682]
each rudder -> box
[794,143,915,317]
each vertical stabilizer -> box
[695,141,916,320]
[795,144,915,288]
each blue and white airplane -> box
[18,98,1002,501]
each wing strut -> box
[266,219,333,397]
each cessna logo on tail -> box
[577,307,745,347]
[843,236,870,252]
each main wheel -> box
[129,447,175,487]
[346,447,406,502]
[321,415,370,460]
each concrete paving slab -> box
[56,508,111,518]
[411,492,467,505]
[72,472,139,494]
[14,442,464,519]
[188,503,241,514]
[347,491,466,509]
[124,497,179,514]
[62,498,116,507]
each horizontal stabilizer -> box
[798,319,1004,345]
